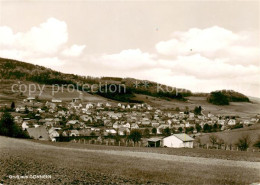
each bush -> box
[207,91,229,105]
[235,135,251,151]
[253,136,260,148]
[162,127,171,136]
[128,129,142,143]
[0,111,29,138]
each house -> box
[67,120,79,125]
[147,138,162,147]
[52,99,62,103]
[72,98,81,103]
[105,129,117,135]
[123,123,130,128]
[189,113,195,118]
[157,124,169,134]
[25,97,35,103]
[22,121,29,130]
[162,133,194,148]
[69,130,80,137]
[228,119,236,126]
[218,119,225,126]
[118,127,130,136]
[27,126,49,140]
[16,107,26,113]
[131,123,139,129]
[49,128,60,139]
[113,122,120,129]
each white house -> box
[228,119,236,126]
[52,99,62,103]
[162,133,194,148]
[22,121,29,130]
[69,130,80,137]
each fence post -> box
[119,141,120,146]
[207,144,209,149]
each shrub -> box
[128,129,142,143]
[235,135,251,151]
[207,91,229,105]
[0,111,29,138]
[253,136,260,148]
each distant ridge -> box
[0,57,250,104]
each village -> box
[11,96,260,148]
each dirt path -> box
[1,137,260,170]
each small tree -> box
[253,135,260,148]
[11,102,15,110]
[128,129,142,143]
[143,128,150,138]
[178,127,183,133]
[175,107,180,111]
[25,106,29,114]
[209,135,218,146]
[90,131,96,137]
[236,135,251,151]
[203,123,212,132]
[217,138,224,148]
[0,111,29,138]
[162,127,171,136]
[195,123,202,132]
[194,106,202,115]
[152,127,157,135]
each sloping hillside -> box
[198,124,260,146]
[0,57,193,102]
[0,57,257,115]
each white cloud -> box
[155,26,260,66]
[96,49,157,70]
[0,21,259,97]
[0,18,68,54]
[0,26,15,45]
[62,44,86,57]
[158,54,259,79]
[0,17,85,68]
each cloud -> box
[95,49,157,70]
[158,54,259,80]
[62,44,86,57]
[0,18,68,54]
[0,21,259,97]
[155,26,260,66]
[0,17,86,68]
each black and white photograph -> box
[0,0,260,184]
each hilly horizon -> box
[0,57,259,118]
[0,57,252,102]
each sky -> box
[0,0,259,97]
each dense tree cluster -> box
[0,111,29,138]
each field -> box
[133,94,260,118]
[0,136,260,185]
[198,124,260,146]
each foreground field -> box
[0,137,260,185]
